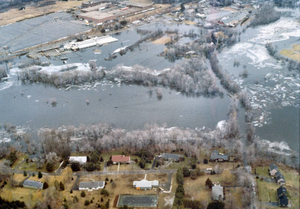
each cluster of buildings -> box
[269,163,289,207]
[77,1,155,24]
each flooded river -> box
[0,14,299,154]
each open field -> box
[0,1,82,26]
[257,180,278,202]
[255,166,269,177]
[280,44,300,61]
[18,161,60,172]
[184,172,242,208]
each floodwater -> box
[0,20,232,132]
[218,16,300,153]
[0,14,299,155]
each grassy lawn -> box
[11,153,28,169]
[257,180,278,202]
[18,162,60,173]
[255,166,269,177]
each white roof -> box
[212,185,224,200]
[69,156,87,163]
[133,179,159,188]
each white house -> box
[79,181,105,191]
[69,156,87,164]
[212,184,224,201]
[133,179,159,190]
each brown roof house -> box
[269,163,279,176]
[112,155,130,164]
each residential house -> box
[79,181,105,191]
[277,186,288,207]
[212,184,224,201]
[210,150,228,162]
[275,171,286,185]
[23,180,43,190]
[159,153,179,162]
[69,156,87,164]
[133,179,159,190]
[112,155,130,164]
[269,163,279,176]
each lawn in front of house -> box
[257,180,278,202]
[255,166,269,178]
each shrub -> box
[43,182,49,189]
[38,171,43,178]
[46,162,55,172]
[81,191,86,197]
[84,200,90,206]
[204,159,208,164]
[23,171,27,177]
[101,189,109,197]
[32,173,35,177]
[205,178,213,189]
[71,162,80,171]
[59,181,65,191]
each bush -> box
[23,171,27,177]
[59,181,65,191]
[71,162,80,171]
[73,196,79,203]
[101,188,109,197]
[85,162,96,171]
[207,200,225,209]
[84,200,90,206]
[6,151,17,166]
[205,178,213,189]
[120,20,127,26]
[46,162,55,172]
[38,171,43,178]
[204,159,208,164]
[183,167,190,177]
[43,182,49,189]
[81,191,86,197]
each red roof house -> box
[112,155,130,164]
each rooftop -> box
[79,181,105,189]
[69,156,87,163]
[23,180,43,189]
[160,153,179,160]
[133,179,159,188]
[112,155,130,162]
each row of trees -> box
[250,3,281,27]
[17,67,106,88]
[107,57,222,97]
